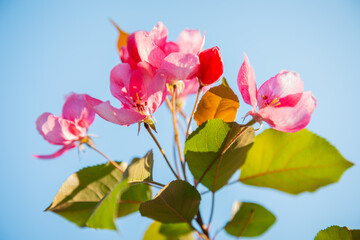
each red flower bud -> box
[198,46,224,85]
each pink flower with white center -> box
[85,61,166,126]
[238,53,317,132]
[34,93,95,159]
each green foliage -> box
[194,77,240,126]
[185,119,254,192]
[143,222,194,240]
[125,150,153,183]
[140,180,201,223]
[225,202,276,237]
[315,225,360,240]
[46,161,151,230]
[240,129,353,194]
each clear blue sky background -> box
[0,0,359,239]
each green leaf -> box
[143,222,194,240]
[46,162,151,229]
[86,180,128,230]
[140,180,201,223]
[159,223,193,237]
[194,77,240,126]
[239,129,353,194]
[225,202,276,237]
[185,119,254,192]
[315,225,360,240]
[125,150,154,183]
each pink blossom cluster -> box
[35,22,316,159]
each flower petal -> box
[85,95,145,126]
[256,91,317,132]
[148,22,168,50]
[198,46,223,85]
[127,31,165,68]
[62,93,95,129]
[257,70,304,108]
[164,41,179,56]
[36,113,80,145]
[237,53,257,112]
[33,143,76,159]
[177,29,205,54]
[110,63,133,107]
[159,52,200,82]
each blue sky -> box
[0,0,359,239]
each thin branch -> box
[172,86,187,181]
[145,123,180,180]
[142,180,165,188]
[196,211,210,239]
[186,86,202,139]
[207,192,215,230]
[201,180,239,195]
[172,138,181,177]
[86,143,124,172]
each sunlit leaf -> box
[239,129,353,194]
[86,180,128,230]
[110,19,129,51]
[225,202,276,237]
[125,150,153,183]
[46,162,151,229]
[194,78,240,126]
[140,180,201,223]
[159,223,193,237]
[143,222,194,240]
[315,225,360,240]
[185,119,254,192]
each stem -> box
[172,140,181,177]
[196,211,210,239]
[143,180,165,188]
[172,86,187,181]
[186,86,202,139]
[145,123,180,180]
[165,96,173,112]
[195,119,256,188]
[86,143,124,172]
[207,192,215,230]
[201,180,239,195]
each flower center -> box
[262,95,281,107]
[134,93,149,115]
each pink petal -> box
[164,41,179,56]
[257,71,304,108]
[110,63,133,107]
[256,91,317,132]
[85,95,146,126]
[146,71,167,114]
[148,22,168,50]
[119,47,137,69]
[36,113,80,145]
[33,143,76,159]
[237,53,257,112]
[159,52,200,82]
[128,62,155,104]
[127,31,165,68]
[62,93,95,129]
[177,29,205,54]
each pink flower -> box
[85,61,166,126]
[238,53,317,132]
[34,93,95,159]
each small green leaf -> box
[185,119,254,192]
[194,77,240,126]
[239,129,353,194]
[140,180,201,223]
[143,222,194,240]
[159,223,193,237]
[86,180,128,230]
[225,202,276,237]
[46,162,151,229]
[315,225,360,240]
[125,150,154,183]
